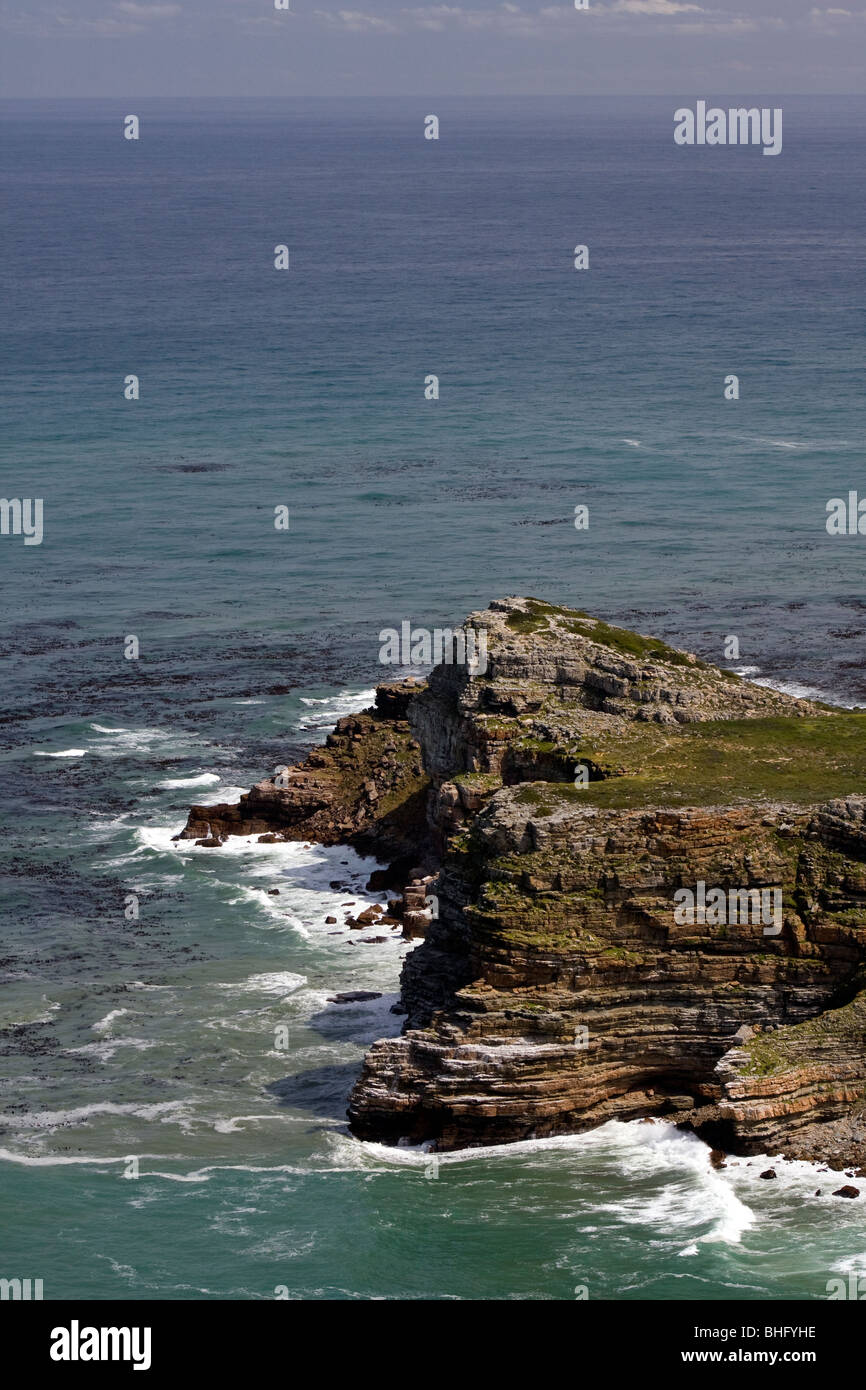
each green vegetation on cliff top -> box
[514,711,866,811]
[508,597,708,668]
[736,990,866,1077]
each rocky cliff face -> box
[410,596,812,786]
[690,988,866,1169]
[183,596,866,1165]
[348,792,866,1156]
[178,681,431,871]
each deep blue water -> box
[1,97,865,1301]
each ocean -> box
[1,95,865,1301]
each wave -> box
[719,433,846,452]
[186,784,248,806]
[225,883,307,931]
[0,1149,317,1180]
[0,995,61,1027]
[91,1008,131,1034]
[215,971,307,997]
[751,675,859,707]
[135,824,308,860]
[157,773,221,789]
[7,1100,189,1131]
[337,1117,857,1248]
[749,438,808,451]
[212,1113,290,1134]
[88,724,206,758]
[296,688,376,731]
[829,1252,866,1277]
[31,723,212,763]
[0,1148,137,1168]
[68,1038,159,1062]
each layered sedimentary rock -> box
[687,984,866,1168]
[348,793,866,1155]
[184,596,866,1163]
[178,681,430,868]
[409,597,811,790]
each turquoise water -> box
[1,97,865,1300]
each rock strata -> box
[178,681,429,865]
[184,596,866,1163]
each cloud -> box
[806,5,866,30]
[114,1,180,15]
[310,2,785,39]
[607,0,703,13]
[394,4,565,32]
[0,1,181,35]
[315,7,399,30]
[283,1,865,43]
[670,15,760,31]
[312,1,798,41]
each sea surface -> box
[1,96,865,1300]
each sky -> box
[0,0,863,97]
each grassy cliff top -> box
[504,596,711,669]
[733,989,866,1078]
[513,711,866,812]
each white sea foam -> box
[590,1121,756,1245]
[157,773,221,789]
[135,823,387,932]
[136,823,308,863]
[751,675,856,707]
[182,784,248,806]
[87,725,205,758]
[140,1163,309,1183]
[0,1148,138,1168]
[216,972,307,998]
[212,1114,289,1134]
[334,1120,757,1245]
[9,1100,189,1130]
[722,434,816,452]
[755,438,807,450]
[33,748,87,758]
[92,1008,131,1034]
[0,995,61,1027]
[96,1256,137,1282]
[0,1147,315,1180]
[224,884,308,933]
[296,688,376,730]
[68,1038,159,1062]
[830,1252,866,1277]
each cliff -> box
[178,680,431,874]
[182,596,866,1166]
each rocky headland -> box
[180,597,866,1171]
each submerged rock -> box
[328,991,382,1004]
